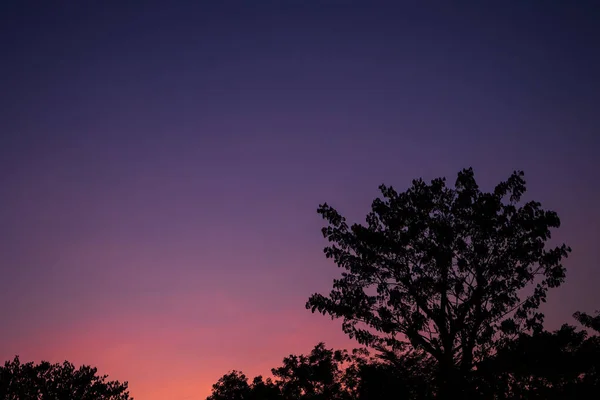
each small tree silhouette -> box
[0,356,132,399]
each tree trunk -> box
[437,360,468,400]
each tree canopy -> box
[0,356,132,400]
[206,312,600,399]
[206,342,437,400]
[306,168,571,396]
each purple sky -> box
[1,1,599,398]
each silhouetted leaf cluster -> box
[207,343,436,400]
[474,316,600,399]
[0,356,132,400]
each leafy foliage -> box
[206,343,436,400]
[306,168,570,395]
[574,310,600,333]
[475,317,600,399]
[0,356,132,400]
[206,371,255,400]
[207,323,600,400]
[348,348,436,400]
[271,343,350,400]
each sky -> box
[1,0,599,398]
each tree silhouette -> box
[473,312,600,399]
[248,376,282,400]
[206,343,438,400]
[271,342,352,400]
[0,356,132,400]
[346,347,435,400]
[206,323,600,399]
[206,370,282,400]
[573,310,600,394]
[206,371,252,400]
[306,168,571,398]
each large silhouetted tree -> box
[0,356,132,400]
[306,168,571,398]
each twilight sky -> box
[1,1,599,398]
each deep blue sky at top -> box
[3,1,598,161]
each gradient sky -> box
[1,1,599,399]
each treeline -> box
[0,357,131,399]
[207,311,600,399]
